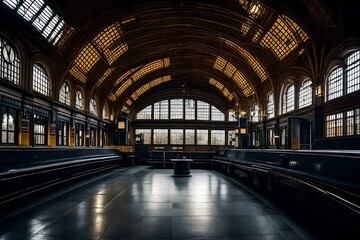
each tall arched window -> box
[346,50,360,94]
[33,63,50,96]
[103,103,109,120]
[251,104,260,122]
[266,92,274,118]
[75,90,83,110]
[326,67,343,101]
[282,84,295,114]
[299,79,312,108]
[90,97,97,116]
[2,112,15,144]
[0,36,20,85]
[59,82,70,105]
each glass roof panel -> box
[42,14,60,39]
[3,0,19,9]
[260,15,309,60]
[131,58,170,82]
[130,75,171,102]
[209,78,232,100]
[223,39,267,81]
[3,0,73,47]
[213,57,254,97]
[69,43,101,82]
[115,68,138,86]
[121,105,129,113]
[33,5,53,32]
[95,68,115,88]
[115,78,132,96]
[17,0,44,21]
[93,22,128,65]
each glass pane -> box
[197,101,209,120]
[185,99,195,120]
[153,129,168,145]
[185,129,195,145]
[170,99,183,119]
[8,132,15,143]
[211,130,225,145]
[170,129,183,144]
[2,132,7,143]
[196,129,208,145]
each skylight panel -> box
[53,23,74,48]
[131,58,170,82]
[126,99,132,106]
[224,63,236,78]
[95,68,115,88]
[209,78,232,101]
[209,78,224,91]
[248,2,265,19]
[240,22,250,36]
[252,28,263,42]
[108,93,116,102]
[115,68,137,86]
[110,59,170,101]
[213,57,227,71]
[93,22,128,65]
[222,88,230,98]
[223,39,267,81]
[115,78,132,96]
[42,14,60,39]
[133,83,150,99]
[69,43,101,82]
[121,105,129,113]
[3,0,19,9]
[3,0,73,48]
[260,15,309,60]
[213,57,254,97]
[233,71,253,96]
[17,0,44,21]
[130,76,171,102]
[33,5,53,32]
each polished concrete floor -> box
[0,166,314,240]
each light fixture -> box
[315,85,322,96]
[117,121,125,129]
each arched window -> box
[154,100,169,120]
[266,92,274,118]
[134,98,228,147]
[75,90,83,110]
[90,97,97,116]
[346,50,360,94]
[33,63,50,96]
[103,103,109,120]
[326,67,343,101]
[211,106,225,121]
[2,112,15,144]
[0,36,20,85]
[59,82,70,105]
[251,104,260,122]
[281,84,295,114]
[137,105,152,119]
[197,100,210,120]
[299,79,312,108]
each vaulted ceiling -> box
[47,0,343,115]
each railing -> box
[211,149,360,233]
[0,148,123,211]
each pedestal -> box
[170,159,193,177]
